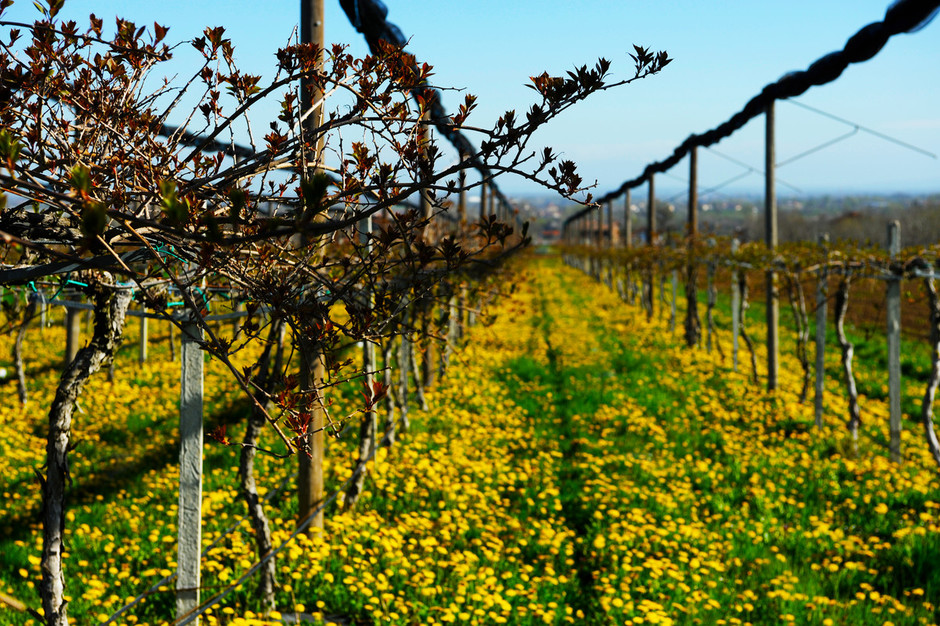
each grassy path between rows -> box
[2,254,940,625]
[486,255,940,625]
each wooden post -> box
[688,146,698,237]
[624,189,632,248]
[685,146,701,347]
[731,238,741,372]
[177,317,204,624]
[139,308,148,364]
[815,234,829,428]
[65,305,81,365]
[297,343,326,531]
[418,111,432,235]
[887,220,902,462]
[420,183,432,229]
[590,208,597,248]
[363,213,377,459]
[586,210,592,248]
[301,0,325,159]
[765,101,779,391]
[670,269,677,333]
[706,251,717,352]
[606,201,613,248]
[479,181,488,221]
[298,0,326,533]
[595,206,603,248]
[457,168,467,227]
[646,177,656,317]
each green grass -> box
[3,257,940,625]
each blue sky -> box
[5,1,939,198]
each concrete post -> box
[765,101,779,391]
[887,221,902,462]
[177,317,204,624]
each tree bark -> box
[408,319,428,412]
[239,320,282,612]
[439,290,458,379]
[785,273,811,403]
[420,295,436,389]
[41,283,131,626]
[706,259,723,358]
[344,331,378,509]
[919,276,940,469]
[737,273,758,383]
[835,272,861,445]
[380,337,397,448]
[399,332,412,431]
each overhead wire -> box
[566,0,940,227]
[784,99,937,159]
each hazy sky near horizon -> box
[5,1,939,198]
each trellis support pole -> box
[731,238,740,372]
[887,220,902,462]
[765,101,779,391]
[688,146,698,238]
[815,234,829,428]
[65,306,81,365]
[139,308,148,364]
[624,189,632,248]
[177,317,204,625]
[606,201,614,248]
